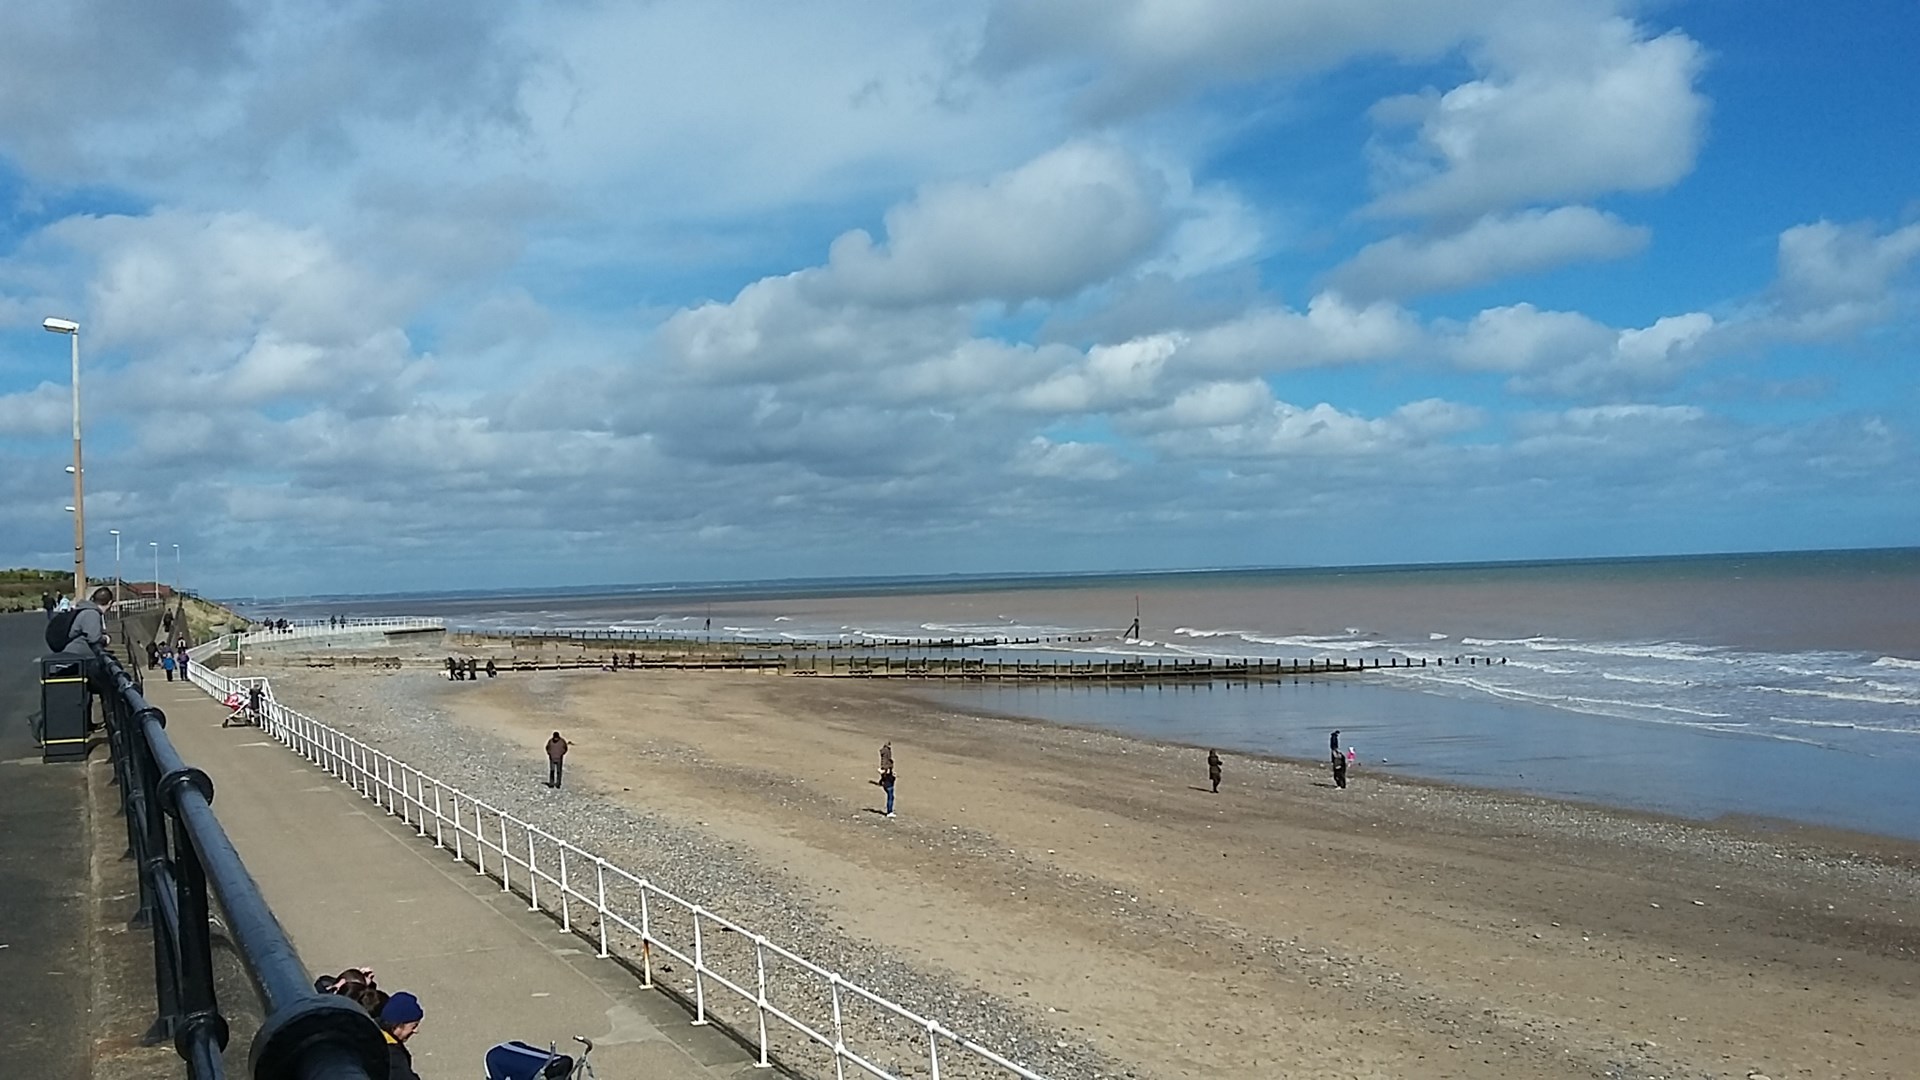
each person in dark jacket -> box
[1207,749,1223,793]
[378,991,424,1080]
[546,732,569,788]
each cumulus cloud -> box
[0,382,70,439]
[1329,206,1649,299]
[1445,304,1714,398]
[809,141,1170,306]
[1012,436,1127,481]
[976,0,1533,115]
[1138,389,1483,459]
[1367,16,1707,219]
[1762,219,1920,339]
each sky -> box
[0,0,1916,597]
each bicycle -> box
[484,1035,596,1080]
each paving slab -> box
[144,677,761,1080]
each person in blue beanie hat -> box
[379,991,425,1080]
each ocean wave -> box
[1598,671,1694,687]
[1429,632,1449,641]
[1873,656,1920,670]
[1760,685,1920,707]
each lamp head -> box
[109,529,120,536]
[43,317,79,334]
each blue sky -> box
[1,0,1915,596]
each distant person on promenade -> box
[878,741,896,817]
[467,657,479,681]
[41,592,54,617]
[445,657,458,681]
[53,593,71,614]
[176,642,191,680]
[248,684,265,724]
[147,640,160,669]
[377,991,425,1080]
[485,658,497,678]
[546,732,569,788]
[1207,749,1223,793]
[161,652,177,682]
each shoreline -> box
[887,680,1920,864]
[243,651,1920,1079]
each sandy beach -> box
[254,650,1920,1080]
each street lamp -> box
[44,317,83,597]
[172,544,181,598]
[109,529,121,606]
[149,541,159,605]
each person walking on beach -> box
[878,741,896,817]
[1330,729,1346,788]
[1207,749,1223,793]
[546,732,569,788]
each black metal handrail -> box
[91,642,389,1080]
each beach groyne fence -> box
[92,642,384,1080]
[235,616,445,647]
[183,647,1050,1080]
[456,625,1098,651]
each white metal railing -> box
[236,617,444,646]
[182,660,1048,1080]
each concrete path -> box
[0,613,91,1080]
[143,677,761,1080]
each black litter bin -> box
[40,656,91,763]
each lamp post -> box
[149,541,160,606]
[43,317,83,596]
[173,543,181,597]
[110,530,121,606]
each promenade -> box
[140,673,760,1079]
[1,605,759,1080]
[0,613,89,1080]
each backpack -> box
[45,608,83,653]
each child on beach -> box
[1207,749,1223,793]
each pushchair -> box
[484,1036,595,1080]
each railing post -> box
[829,975,849,1080]
[926,1019,943,1080]
[558,848,572,931]
[432,783,444,848]
[499,813,511,892]
[637,881,651,979]
[691,907,713,1024]
[526,829,540,911]
[753,935,772,1067]
[597,860,611,960]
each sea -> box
[253,548,1920,841]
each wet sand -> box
[261,648,1920,1079]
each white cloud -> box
[1329,206,1649,298]
[0,382,70,438]
[1445,304,1714,398]
[809,141,1169,306]
[1762,220,1920,339]
[1138,386,1482,459]
[1179,293,1422,374]
[1368,16,1707,219]
[976,0,1535,115]
[1012,437,1127,481]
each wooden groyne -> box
[451,629,1100,651]
[279,650,1507,682]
